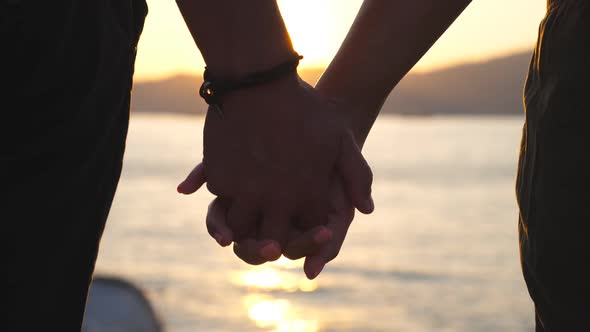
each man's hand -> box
[190,73,372,256]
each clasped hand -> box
[178,73,374,279]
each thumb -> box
[337,132,374,214]
[177,163,206,195]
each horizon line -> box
[134,47,533,84]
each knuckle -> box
[233,246,253,264]
[283,250,302,261]
[204,172,233,197]
[206,182,223,196]
[234,243,265,266]
[205,221,216,237]
[242,256,265,266]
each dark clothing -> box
[1,1,146,330]
[518,0,590,331]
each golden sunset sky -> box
[134,0,546,81]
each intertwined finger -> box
[233,239,281,265]
[303,179,355,279]
[303,211,353,279]
[283,226,333,260]
[206,198,233,247]
[337,132,374,214]
[296,193,330,229]
[258,203,293,253]
[226,198,259,242]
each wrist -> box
[218,70,302,111]
[195,5,295,79]
[200,54,303,110]
[178,0,296,79]
[205,45,297,80]
[316,89,377,148]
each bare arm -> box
[176,0,295,77]
[176,0,375,264]
[317,0,473,142]
[177,0,472,276]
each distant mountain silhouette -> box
[131,51,532,116]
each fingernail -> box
[261,242,280,261]
[314,228,332,244]
[307,261,325,280]
[177,182,189,194]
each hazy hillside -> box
[131,51,532,116]
[385,52,531,116]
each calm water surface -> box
[96,114,533,332]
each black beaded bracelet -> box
[199,53,303,114]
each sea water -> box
[95,114,532,332]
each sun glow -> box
[244,295,319,332]
[134,0,545,80]
[232,257,318,293]
[233,256,320,331]
[278,0,362,68]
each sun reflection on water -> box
[270,256,305,269]
[233,256,318,293]
[244,295,319,332]
[236,268,318,293]
[234,256,320,331]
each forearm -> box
[176,0,295,77]
[317,0,472,141]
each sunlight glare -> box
[241,269,285,291]
[234,267,318,293]
[248,298,290,328]
[270,256,304,269]
[244,295,319,332]
[278,0,330,67]
[134,0,545,80]
[277,0,362,68]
